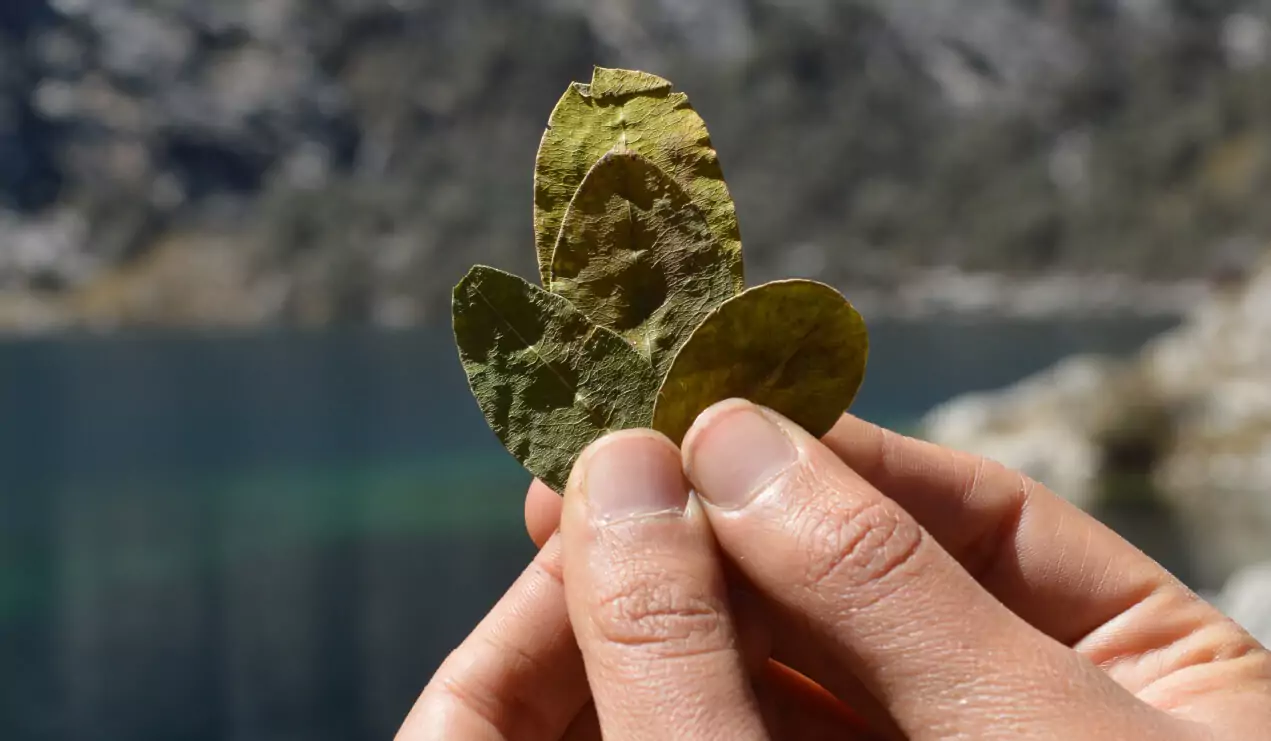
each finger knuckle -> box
[418,667,549,740]
[526,549,565,590]
[793,470,925,597]
[964,466,1038,583]
[590,568,732,660]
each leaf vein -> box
[473,285,578,398]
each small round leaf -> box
[652,280,869,445]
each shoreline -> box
[0,266,1208,335]
[838,268,1209,321]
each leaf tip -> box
[590,67,674,99]
[454,264,513,302]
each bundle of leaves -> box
[453,68,870,492]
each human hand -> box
[401,400,1271,739]
[395,428,871,740]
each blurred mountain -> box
[1,0,1270,329]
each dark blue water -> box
[0,318,1175,740]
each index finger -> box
[681,400,1176,739]
[821,414,1185,641]
[820,414,1266,705]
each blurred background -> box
[2,1,1271,738]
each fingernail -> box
[582,432,689,523]
[684,400,798,509]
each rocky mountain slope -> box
[1,0,1270,329]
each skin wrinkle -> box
[821,418,1237,714]
[1072,514,1096,598]
[766,461,919,609]
[563,435,767,741]
[799,494,925,607]
[1090,589,1260,691]
[745,437,1089,734]
[960,470,1033,586]
[870,426,1023,586]
[595,641,743,688]
[577,490,727,650]
[446,414,1271,741]
[960,453,988,509]
[524,548,566,591]
[432,674,516,740]
[1089,552,1117,606]
[831,446,1032,658]
[722,416,1199,739]
[1077,584,1172,666]
[1141,653,1271,715]
[826,418,1183,648]
[1167,623,1264,667]
[481,627,556,688]
[588,575,727,654]
[435,642,562,741]
[1038,504,1069,596]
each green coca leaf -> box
[653,280,869,446]
[533,67,742,289]
[453,265,659,492]
[550,150,737,377]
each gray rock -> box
[921,255,1271,590]
[1146,264,1271,586]
[922,354,1120,511]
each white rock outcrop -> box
[922,254,1271,588]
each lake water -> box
[0,318,1176,740]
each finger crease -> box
[436,669,555,741]
[1071,581,1164,653]
[962,472,1033,587]
[803,498,926,601]
[527,552,565,591]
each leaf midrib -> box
[472,282,586,398]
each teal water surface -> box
[0,318,1175,740]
